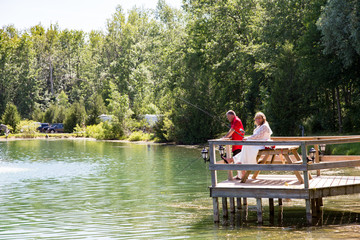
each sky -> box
[0,0,183,32]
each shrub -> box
[16,120,39,137]
[1,102,21,130]
[128,131,152,141]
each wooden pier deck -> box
[207,136,360,225]
[211,175,360,199]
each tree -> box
[64,101,86,133]
[317,0,360,67]
[1,102,21,130]
[86,94,106,125]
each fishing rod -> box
[175,96,245,137]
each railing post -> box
[225,145,233,180]
[302,142,312,225]
[209,142,217,187]
[210,142,219,222]
[314,144,320,176]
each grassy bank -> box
[0,132,155,142]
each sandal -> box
[221,155,229,164]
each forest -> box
[0,0,359,144]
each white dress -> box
[233,122,273,164]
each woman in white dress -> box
[222,112,273,179]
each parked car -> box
[47,123,64,133]
[37,123,50,133]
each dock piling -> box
[230,197,235,213]
[269,198,274,216]
[222,197,228,218]
[213,197,219,222]
[236,198,242,209]
[256,198,263,223]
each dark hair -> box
[226,110,236,116]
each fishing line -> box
[174,95,245,137]
[176,155,203,175]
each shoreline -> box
[0,135,204,149]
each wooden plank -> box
[304,137,360,146]
[320,155,360,162]
[209,140,303,146]
[241,170,252,183]
[252,155,270,179]
[284,153,304,184]
[209,164,307,171]
[308,160,360,170]
[210,187,309,199]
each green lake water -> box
[0,139,359,239]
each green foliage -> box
[64,101,86,133]
[1,1,360,143]
[153,113,176,142]
[86,94,107,125]
[128,131,152,141]
[1,102,21,130]
[317,0,360,67]
[16,120,38,136]
[81,121,124,140]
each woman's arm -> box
[247,125,270,140]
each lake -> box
[0,139,359,239]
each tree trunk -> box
[49,62,54,96]
[335,86,342,133]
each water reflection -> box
[0,140,359,239]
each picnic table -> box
[240,145,312,184]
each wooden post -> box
[256,198,263,223]
[210,142,219,222]
[305,199,312,225]
[278,198,283,206]
[301,143,310,189]
[302,143,312,225]
[209,143,217,187]
[243,198,247,206]
[222,197,228,218]
[236,198,242,210]
[230,197,235,213]
[311,199,317,218]
[269,198,274,216]
[319,198,323,206]
[316,198,322,213]
[314,144,320,176]
[213,197,219,222]
[226,145,233,180]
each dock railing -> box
[208,136,360,224]
[209,136,360,189]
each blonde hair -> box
[254,112,266,126]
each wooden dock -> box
[207,136,360,225]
